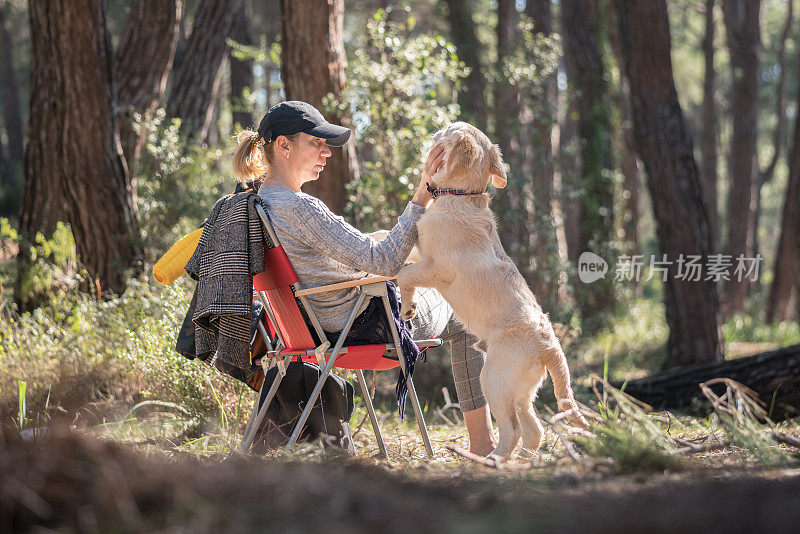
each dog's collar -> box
[426,181,486,199]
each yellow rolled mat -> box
[152,227,203,285]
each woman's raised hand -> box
[412,143,445,207]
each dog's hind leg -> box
[481,351,521,458]
[541,346,587,427]
[518,403,544,457]
[518,365,546,456]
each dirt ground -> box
[3,423,800,533]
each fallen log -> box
[612,344,800,420]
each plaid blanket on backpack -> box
[185,193,267,372]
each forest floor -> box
[3,243,800,532]
[3,383,800,533]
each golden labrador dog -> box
[398,122,585,458]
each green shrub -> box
[1,275,243,424]
[134,109,229,263]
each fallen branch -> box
[435,388,462,426]
[675,440,730,455]
[772,432,800,450]
[542,412,604,469]
[614,344,800,420]
[445,444,499,468]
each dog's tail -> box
[542,346,587,427]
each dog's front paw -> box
[400,302,417,321]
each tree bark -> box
[0,131,10,188]
[765,51,800,323]
[493,0,521,256]
[230,0,255,130]
[524,0,569,307]
[701,0,719,252]
[753,0,793,291]
[259,0,281,109]
[721,0,760,313]
[562,0,616,324]
[614,344,800,420]
[18,0,142,306]
[618,0,723,368]
[607,0,641,258]
[759,0,793,187]
[280,0,359,216]
[116,0,182,179]
[0,0,25,171]
[561,80,582,265]
[442,0,487,132]
[166,0,240,142]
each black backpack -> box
[251,361,355,454]
[176,286,355,453]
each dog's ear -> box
[490,144,507,188]
[449,133,480,171]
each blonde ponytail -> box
[233,129,268,183]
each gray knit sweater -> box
[258,185,425,332]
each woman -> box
[233,101,495,455]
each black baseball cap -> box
[257,101,351,147]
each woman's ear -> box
[490,144,507,188]
[275,135,290,153]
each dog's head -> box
[430,122,507,192]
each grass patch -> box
[1,277,247,428]
[575,299,669,379]
[723,312,800,346]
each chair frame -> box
[239,203,437,458]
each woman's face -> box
[289,132,333,183]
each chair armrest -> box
[415,339,442,349]
[294,275,394,297]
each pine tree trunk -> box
[617,0,723,368]
[721,0,760,313]
[524,0,569,308]
[608,0,641,258]
[753,0,793,290]
[0,0,25,171]
[260,0,281,110]
[0,132,10,188]
[204,79,224,146]
[443,0,487,132]
[166,0,240,142]
[116,0,182,179]
[18,0,142,307]
[560,79,582,265]
[765,54,800,323]
[230,0,255,131]
[701,0,719,252]
[493,0,521,257]
[280,0,359,216]
[562,0,616,325]
[758,0,792,187]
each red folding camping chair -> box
[239,203,440,458]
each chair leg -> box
[285,293,367,450]
[405,373,434,458]
[356,369,388,458]
[380,295,435,459]
[240,386,263,451]
[240,356,290,452]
